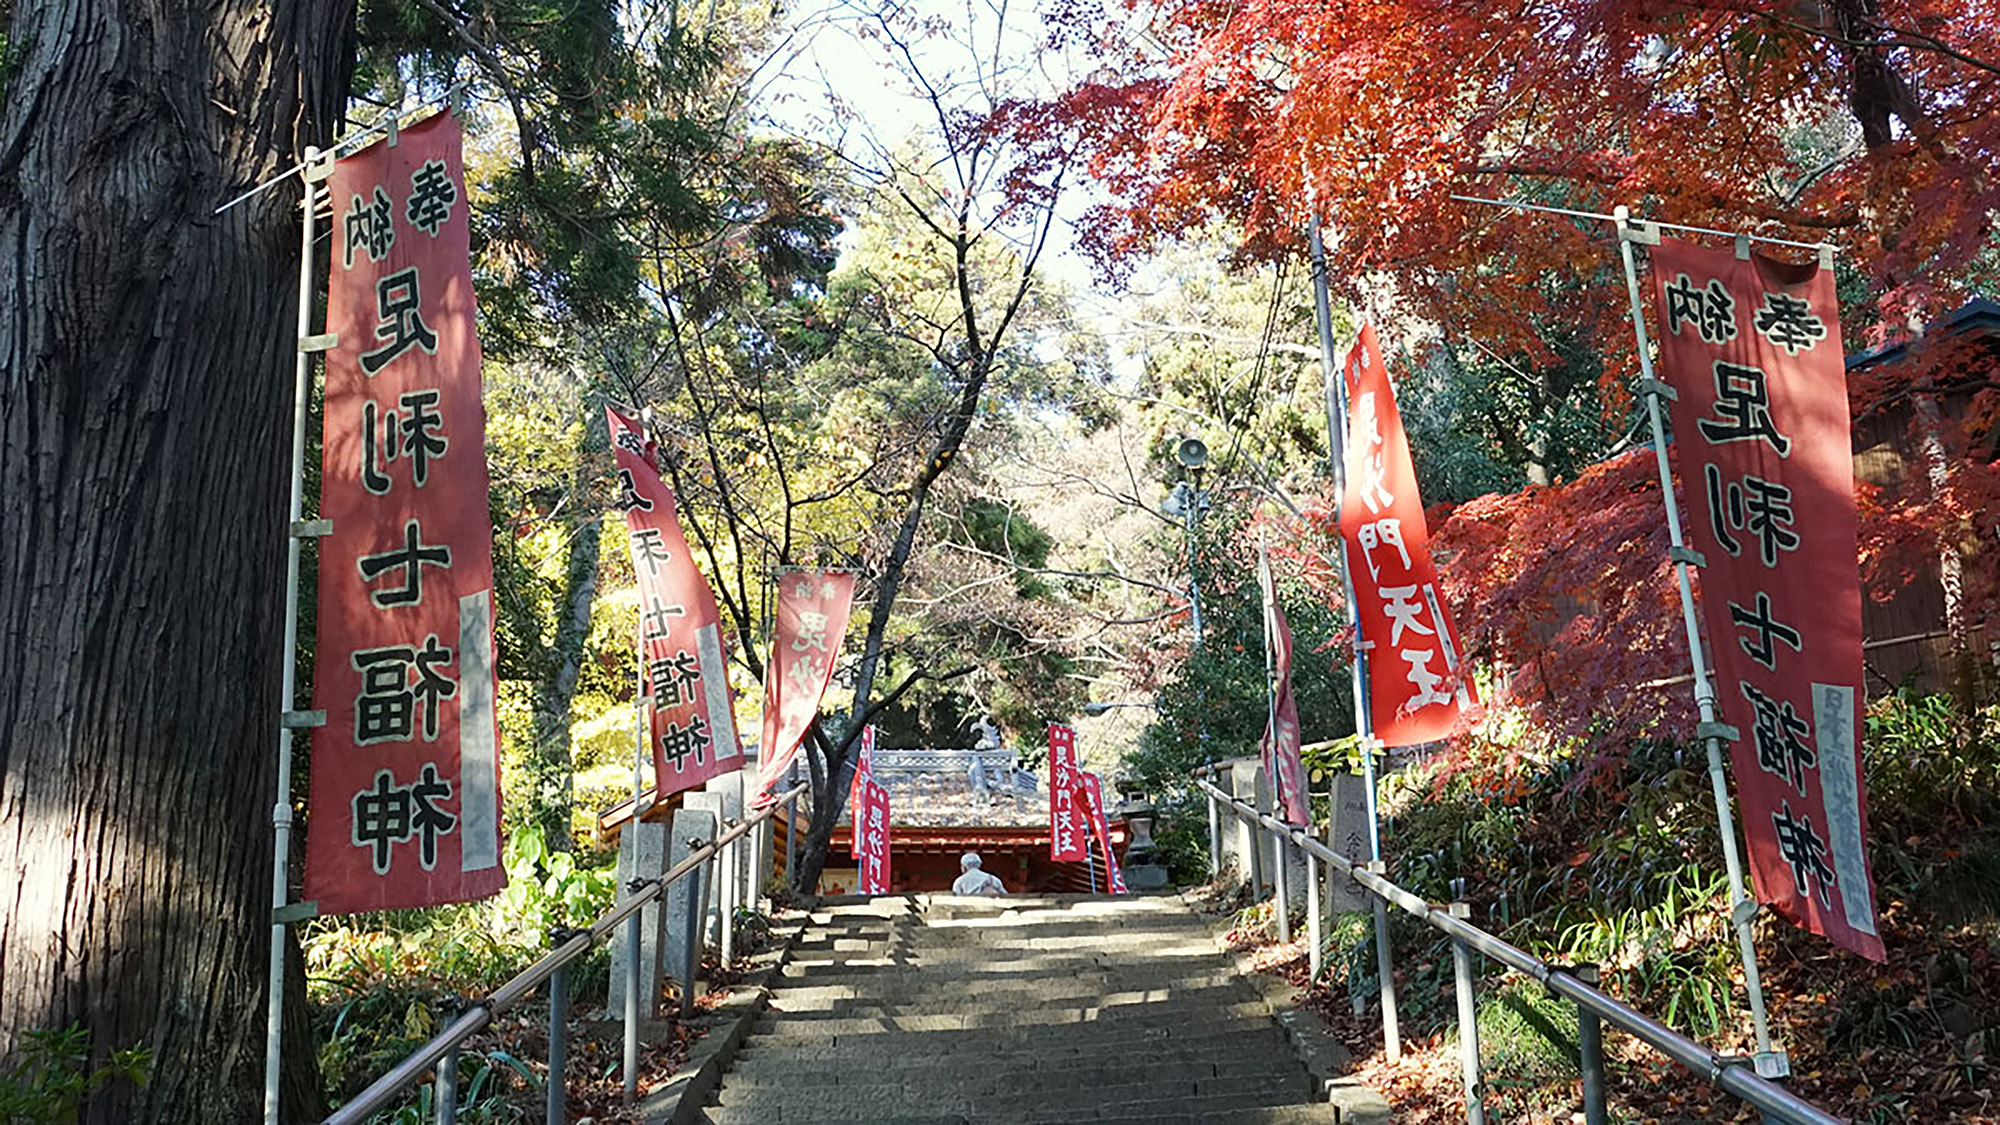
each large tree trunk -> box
[530,508,603,855]
[0,3,352,1121]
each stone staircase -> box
[701,894,1361,1124]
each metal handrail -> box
[1194,777,1841,1125]
[325,782,808,1124]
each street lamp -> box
[1165,436,1210,646]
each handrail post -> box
[1370,862,1401,1062]
[1450,901,1484,1125]
[1273,830,1291,942]
[546,928,575,1125]
[1305,842,1322,980]
[1573,963,1608,1125]
[680,858,705,1018]
[1206,790,1221,880]
[622,879,645,1104]
[719,829,736,966]
[433,1043,458,1125]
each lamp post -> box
[1164,437,1210,647]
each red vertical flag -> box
[1047,723,1088,861]
[306,113,505,913]
[752,569,857,806]
[855,775,892,895]
[1081,772,1127,894]
[1651,238,1883,961]
[1339,325,1477,746]
[1258,543,1311,826]
[605,407,746,799]
[850,724,876,856]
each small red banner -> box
[1258,545,1311,825]
[855,775,892,895]
[752,569,856,806]
[850,725,876,857]
[305,112,505,914]
[1081,772,1127,894]
[1048,723,1088,861]
[1339,324,1477,746]
[1651,238,1883,961]
[604,407,746,798]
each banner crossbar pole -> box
[214,84,467,215]
[1306,213,1400,1064]
[1610,204,1782,1074]
[1450,194,1834,254]
[264,153,322,1125]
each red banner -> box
[850,725,876,856]
[1651,238,1883,961]
[1047,723,1088,861]
[1339,324,1476,746]
[1081,772,1127,894]
[752,569,856,806]
[305,113,505,914]
[605,407,746,798]
[1258,543,1311,825]
[855,775,891,895]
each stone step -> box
[730,1020,1291,1064]
[773,981,1253,1016]
[719,1054,1306,1092]
[752,998,1273,1038]
[769,970,1244,1004]
[704,1085,1319,1124]
[714,1069,1311,1108]
[742,1016,1290,1055]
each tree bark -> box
[529,507,603,855]
[0,3,352,1120]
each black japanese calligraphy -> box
[351,635,458,744]
[358,519,454,608]
[630,527,670,576]
[360,268,439,376]
[1728,590,1802,670]
[361,391,449,495]
[1705,465,1800,566]
[1771,800,1836,909]
[405,159,458,237]
[648,650,702,708]
[1742,681,1817,796]
[617,468,653,513]
[1663,273,1737,345]
[1696,362,1791,456]
[659,714,711,770]
[641,595,686,642]
[1753,292,1827,356]
[350,763,457,874]
[343,185,394,268]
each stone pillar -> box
[683,791,726,942]
[663,804,717,1017]
[705,772,752,914]
[607,818,668,1018]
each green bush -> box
[0,1026,150,1124]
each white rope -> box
[1450,194,1836,253]
[211,84,467,216]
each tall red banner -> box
[605,407,746,798]
[855,775,891,895]
[1339,325,1476,746]
[753,569,856,806]
[1258,546,1311,825]
[1047,723,1087,861]
[850,724,876,856]
[1081,772,1127,894]
[306,113,505,913]
[1651,239,1883,961]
